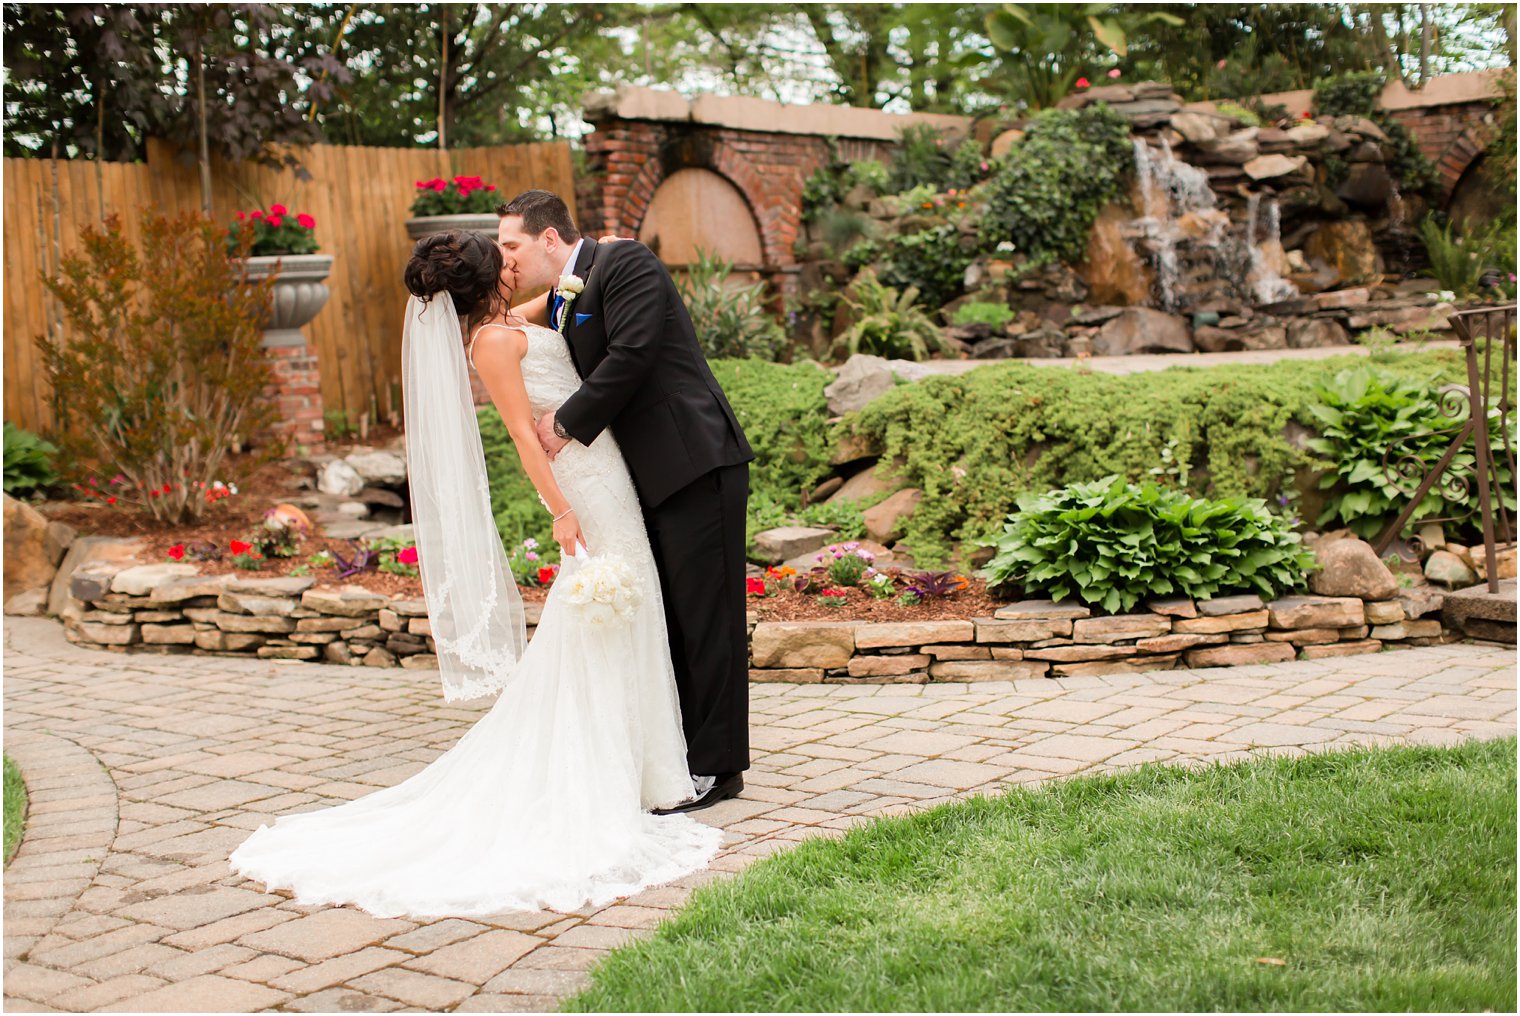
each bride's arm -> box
[512,291,551,326]
[470,325,589,555]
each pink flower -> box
[1075,77,1090,88]
[1216,59,1227,70]
[1107,68,1122,79]
[269,203,288,216]
[397,546,419,565]
[266,214,283,228]
[297,213,316,229]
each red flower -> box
[1075,77,1090,88]
[167,544,185,561]
[397,546,419,565]
[230,540,253,556]
[537,566,557,585]
[250,210,264,221]
[746,576,767,596]
[1107,68,1121,79]
[431,180,447,192]
[266,214,283,227]
[297,213,316,229]
[269,202,288,216]
[235,211,246,221]
[106,496,117,505]
[485,184,496,191]
[1299,110,1313,119]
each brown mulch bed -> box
[34,448,1004,618]
[748,580,1006,622]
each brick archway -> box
[1432,122,1497,205]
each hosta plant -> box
[985,476,1315,613]
[3,423,58,497]
[1306,366,1516,539]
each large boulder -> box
[825,354,896,416]
[1309,537,1398,600]
[1304,221,1380,284]
[1093,308,1193,356]
[49,536,144,618]
[1195,128,1259,165]
[1170,110,1230,144]
[827,462,904,505]
[1243,153,1308,180]
[1287,318,1350,348]
[863,488,923,544]
[3,494,57,604]
[752,526,833,565]
[345,449,407,486]
[1337,163,1395,208]
[318,459,365,497]
[1424,549,1478,588]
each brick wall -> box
[580,119,835,299]
[1386,100,1498,196]
[263,343,325,450]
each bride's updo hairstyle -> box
[403,230,509,325]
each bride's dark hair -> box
[403,230,511,326]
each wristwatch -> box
[553,418,570,441]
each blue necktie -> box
[550,290,563,327]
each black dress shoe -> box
[653,772,743,815]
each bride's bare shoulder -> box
[469,319,529,363]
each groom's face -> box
[497,215,563,292]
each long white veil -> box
[401,294,526,701]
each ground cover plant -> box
[4,755,25,866]
[567,738,1517,1013]
[847,348,1469,567]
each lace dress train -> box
[229,324,721,917]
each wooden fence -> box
[3,139,576,435]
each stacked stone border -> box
[60,561,1455,683]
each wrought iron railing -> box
[1371,304,1517,593]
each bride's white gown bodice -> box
[229,323,719,918]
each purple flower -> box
[526,551,539,562]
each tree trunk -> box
[1418,4,1432,86]
[195,41,212,215]
[437,6,448,151]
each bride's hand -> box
[553,509,588,557]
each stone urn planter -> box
[405,213,499,243]
[243,254,335,347]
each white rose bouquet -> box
[558,546,642,628]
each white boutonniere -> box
[554,273,585,332]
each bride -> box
[228,231,722,918]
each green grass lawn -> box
[567,739,1517,1013]
[3,754,26,866]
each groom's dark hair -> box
[498,190,581,243]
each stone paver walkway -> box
[3,616,1513,1013]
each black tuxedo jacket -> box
[553,241,754,508]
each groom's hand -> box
[537,411,570,460]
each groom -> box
[498,190,754,813]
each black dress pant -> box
[644,461,750,775]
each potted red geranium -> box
[405,175,501,241]
[233,203,333,347]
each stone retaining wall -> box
[61,561,1454,683]
[747,589,1453,684]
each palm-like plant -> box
[837,269,951,362]
[984,4,1182,110]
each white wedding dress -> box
[229,323,721,918]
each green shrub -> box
[876,224,974,313]
[675,249,787,361]
[1418,217,1513,299]
[797,496,878,540]
[813,208,874,253]
[837,269,951,362]
[888,123,955,193]
[841,239,881,271]
[1306,365,1516,540]
[37,212,280,523]
[847,350,1468,567]
[951,301,1015,330]
[986,476,1315,612]
[708,358,836,509]
[3,423,59,498]
[1213,101,1261,127]
[846,159,891,195]
[983,105,1134,267]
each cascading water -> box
[1127,138,1297,310]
